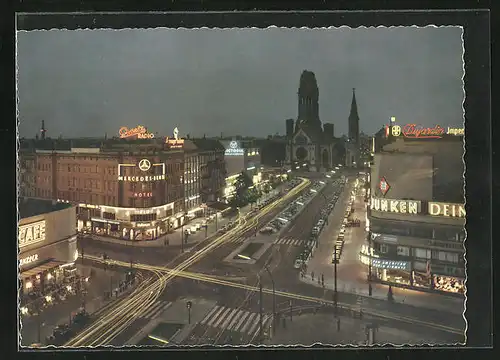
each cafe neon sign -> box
[165,127,185,149]
[389,124,464,139]
[18,220,46,248]
[119,125,155,139]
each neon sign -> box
[118,175,166,182]
[19,221,46,248]
[19,254,39,267]
[391,124,445,139]
[225,140,244,156]
[165,127,185,148]
[447,127,464,136]
[134,192,153,198]
[378,177,391,196]
[370,197,421,215]
[428,202,465,218]
[119,125,155,139]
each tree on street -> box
[229,171,254,208]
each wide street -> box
[32,174,465,347]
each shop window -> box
[414,248,431,260]
[458,230,466,242]
[413,261,427,271]
[380,244,389,254]
[438,251,459,263]
[103,211,116,220]
[396,246,410,256]
[411,227,433,239]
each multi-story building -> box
[18,198,78,298]
[219,138,262,201]
[183,138,226,217]
[363,134,466,295]
[19,133,226,241]
[19,150,37,197]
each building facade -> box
[363,136,466,295]
[18,199,78,296]
[19,133,226,241]
[220,139,262,201]
[285,70,343,171]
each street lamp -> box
[237,254,276,341]
[332,246,339,316]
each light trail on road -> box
[85,255,463,336]
[64,178,311,347]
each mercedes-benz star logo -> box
[229,141,238,149]
[138,159,151,172]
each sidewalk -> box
[20,265,125,346]
[298,183,464,315]
[265,311,458,346]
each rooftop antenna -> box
[40,120,47,140]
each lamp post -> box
[333,246,338,316]
[238,254,275,341]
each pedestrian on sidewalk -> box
[317,277,321,285]
[311,271,315,281]
[321,274,325,287]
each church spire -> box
[348,88,360,144]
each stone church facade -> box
[285,70,359,172]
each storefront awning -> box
[207,202,230,211]
[20,260,65,279]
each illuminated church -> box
[285,70,354,172]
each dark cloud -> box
[17,27,464,138]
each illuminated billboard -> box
[165,127,185,149]
[370,197,422,215]
[428,202,465,218]
[117,159,166,182]
[225,140,244,156]
[119,125,155,139]
[389,124,465,139]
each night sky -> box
[17,26,464,139]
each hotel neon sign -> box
[119,125,155,139]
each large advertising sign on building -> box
[225,140,245,156]
[387,123,465,139]
[18,220,46,248]
[370,197,422,215]
[165,127,185,149]
[119,125,155,139]
[117,159,166,182]
[428,202,465,218]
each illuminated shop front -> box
[18,199,78,298]
[79,202,179,241]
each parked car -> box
[294,259,303,269]
[311,227,320,236]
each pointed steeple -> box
[348,88,360,144]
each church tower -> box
[348,88,360,144]
[297,70,321,131]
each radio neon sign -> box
[119,125,155,139]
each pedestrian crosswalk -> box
[139,300,172,320]
[275,237,302,246]
[200,305,272,338]
[274,237,316,248]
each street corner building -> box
[285,70,358,172]
[18,198,78,299]
[18,129,226,242]
[363,133,466,296]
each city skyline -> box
[17,27,464,139]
